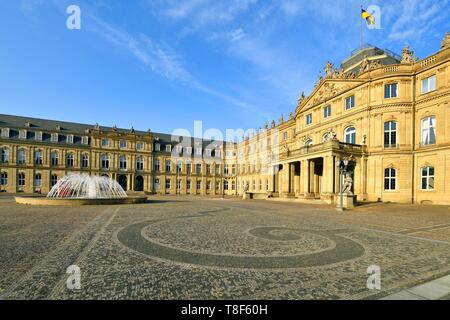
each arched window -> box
[51,174,58,187]
[384,168,397,190]
[17,149,26,165]
[34,173,42,187]
[119,155,127,170]
[384,121,398,148]
[34,150,43,165]
[1,147,9,163]
[421,166,435,190]
[421,116,436,145]
[344,127,356,144]
[51,151,59,166]
[101,154,109,169]
[0,172,7,186]
[305,139,313,146]
[136,156,144,171]
[66,153,74,167]
[81,154,89,168]
[18,173,25,186]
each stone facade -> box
[1,33,450,205]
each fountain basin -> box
[14,195,147,206]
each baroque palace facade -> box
[1,32,450,205]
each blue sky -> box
[1,0,449,135]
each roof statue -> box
[401,45,417,64]
[442,32,450,49]
[324,61,334,78]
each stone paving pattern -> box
[0,195,449,300]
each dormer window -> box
[51,133,58,143]
[154,143,160,151]
[205,149,212,157]
[67,135,74,144]
[81,136,89,145]
[35,131,43,141]
[1,128,9,138]
[176,145,183,154]
[19,130,27,139]
[165,145,172,152]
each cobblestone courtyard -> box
[1,195,449,300]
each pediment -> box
[296,78,363,114]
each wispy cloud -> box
[86,14,258,112]
[386,0,449,42]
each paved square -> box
[1,195,449,300]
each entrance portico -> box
[272,140,367,204]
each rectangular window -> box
[81,136,89,145]
[176,145,183,154]
[306,114,313,125]
[196,148,202,156]
[323,105,331,118]
[196,180,201,190]
[283,131,288,141]
[185,147,192,155]
[165,160,171,172]
[165,179,171,189]
[421,116,436,146]
[384,83,398,98]
[34,174,42,187]
[384,168,397,191]
[18,173,25,186]
[154,159,160,171]
[67,135,74,144]
[165,145,172,152]
[136,142,144,150]
[421,167,435,190]
[119,140,127,149]
[345,95,355,110]
[186,179,191,191]
[384,121,398,148]
[154,143,160,151]
[186,163,192,174]
[421,75,436,94]
[196,163,202,174]
[101,138,109,147]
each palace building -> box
[1,32,450,205]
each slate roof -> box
[0,114,225,148]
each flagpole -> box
[360,5,363,49]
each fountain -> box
[15,174,147,206]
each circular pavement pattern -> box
[116,208,365,270]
